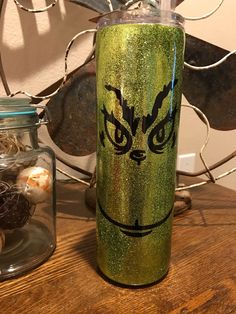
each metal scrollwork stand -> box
[0,0,235,217]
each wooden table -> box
[1,178,236,313]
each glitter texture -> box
[96,12,185,286]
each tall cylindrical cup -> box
[96,7,185,286]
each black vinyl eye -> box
[148,106,177,154]
[102,105,132,155]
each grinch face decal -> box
[98,79,178,237]
[99,79,178,165]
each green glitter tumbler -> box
[96,6,185,286]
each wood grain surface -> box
[0,178,236,314]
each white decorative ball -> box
[17,166,52,204]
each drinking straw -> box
[160,0,171,11]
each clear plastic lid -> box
[97,6,184,29]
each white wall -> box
[176,0,236,190]
[0,0,235,190]
[0,0,96,96]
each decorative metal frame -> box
[0,0,235,191]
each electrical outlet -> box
[177,153,196,173]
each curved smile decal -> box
[98,200,173,237]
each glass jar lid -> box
[0,97,40,130]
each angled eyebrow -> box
[142,79,178,133]
[105,84,140,136]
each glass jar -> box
[0,97,56,280]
